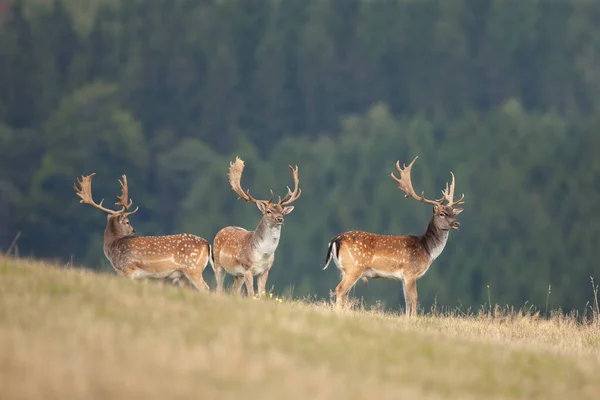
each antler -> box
[228,157,301,207]
[228,157,273,204]
[74,173,140,217]
[391,156,444,206]
[116,175,139,217]
[391,156,465,208]
[74,173,120,215]
[278,165,302,206]
[440,171,465,208]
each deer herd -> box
[74,155,464,316]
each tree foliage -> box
[1,0,599,312]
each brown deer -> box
[74,173,212,291]
[323,156,465,316]
[212,157,301,298]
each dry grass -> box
[0,256,599,400]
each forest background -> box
[1,0,599,313]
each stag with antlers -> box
[212,157,301,298]
[74,173,212,291]
[323,156,465,316]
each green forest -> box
[1,0,599,313]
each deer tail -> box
[207,243,215,272]
[323,235,342,270]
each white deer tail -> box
[323,236,341,270]
[207,244,215,272]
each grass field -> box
[1,256,599,400]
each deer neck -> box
[420,219,450,262]
[250,217,282,256]
[102,220,128,254]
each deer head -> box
[228,157,301,227]
[391,156,465,231]
[74,173,140,237]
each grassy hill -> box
[1,256,599,400]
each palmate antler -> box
[74,173,119,214]
[74,173,139,217]
[278,165,301,206]
[228,157,301,207]
[116,175,139,217]
[391,156,464,208]
[440,171,465,208]
[228,157,271,206]
[391,157,441,206]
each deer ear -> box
[282,206,295,215]
[433,205,439,214]
[256,201,268,213]
[453,208,464,215]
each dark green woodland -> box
[1,0,599,313]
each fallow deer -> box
[212,157,301,298]
[74,173,212,291]
[323,156,465,316]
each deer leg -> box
[257,270,270,299]
[402,278,418,317]
[231,276,244,295]
[182,267,210,292]
[243,270,255,298]
[172,276,186,288]
[214,264,226,294]
[335,271,362,310]
[119,265,138,279]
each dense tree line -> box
[1,0,600,313]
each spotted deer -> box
[212,157,301,298]
[323,156,465,316]
[74,173,212,291]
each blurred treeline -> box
[1,0,599,312]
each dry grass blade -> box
[1,256,600,400]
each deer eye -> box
[266,210,271,214]
[439,212,446,217]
